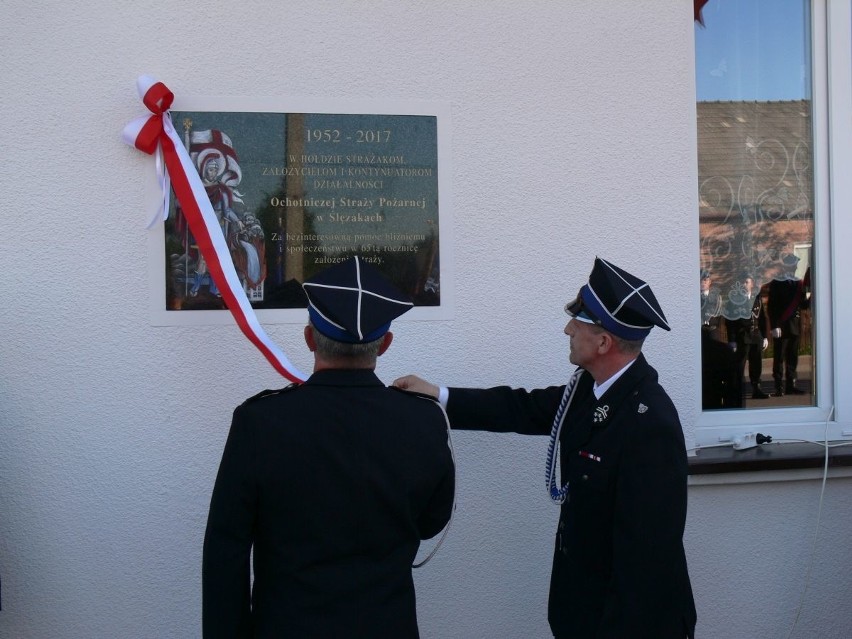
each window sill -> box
[688,442,852,485]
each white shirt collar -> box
[592,358,637,399]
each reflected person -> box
[724,275,770,400]
[767,254,810,396]
[700,269,740,408]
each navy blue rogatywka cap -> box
[302,256,414,344]
[565,257,670,340]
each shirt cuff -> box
[438,386,449,409]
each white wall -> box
[1,1,850,637]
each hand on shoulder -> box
[392,375,439,399]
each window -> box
[693,0,851,448]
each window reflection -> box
[695,0,815,409]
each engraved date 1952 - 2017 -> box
[307,128,391,144]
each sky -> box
[695,0,811,101]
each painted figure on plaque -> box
[172,127,266,301]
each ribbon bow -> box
[122,78,179,228]
[122,76,306,384]
[128,80,174,154]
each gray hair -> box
[611,333,645,354]
[588,323,645,354]
[310,324,383,361]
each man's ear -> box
[304,325,317,352]
[597,331,613,355]
[377,331,394,356]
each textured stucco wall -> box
[1,1,850,637]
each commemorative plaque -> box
[149,101,450,325]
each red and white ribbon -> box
[123,76,306,384]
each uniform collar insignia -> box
[593,404,610,423]
[638,403,648,414]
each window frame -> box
[693,0,852,449]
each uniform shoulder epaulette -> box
[389,385,440,403]
[241,383,300,406]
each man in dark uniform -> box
[396,257,696,639]
[203,256,455,639]
[767,253,811,396]
[699,269,722,341]
[724,275,770,400]
[700,269,741,408]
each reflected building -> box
[697,100,815,406]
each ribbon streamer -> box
[545,368,584,504]
[123,76,306,384]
